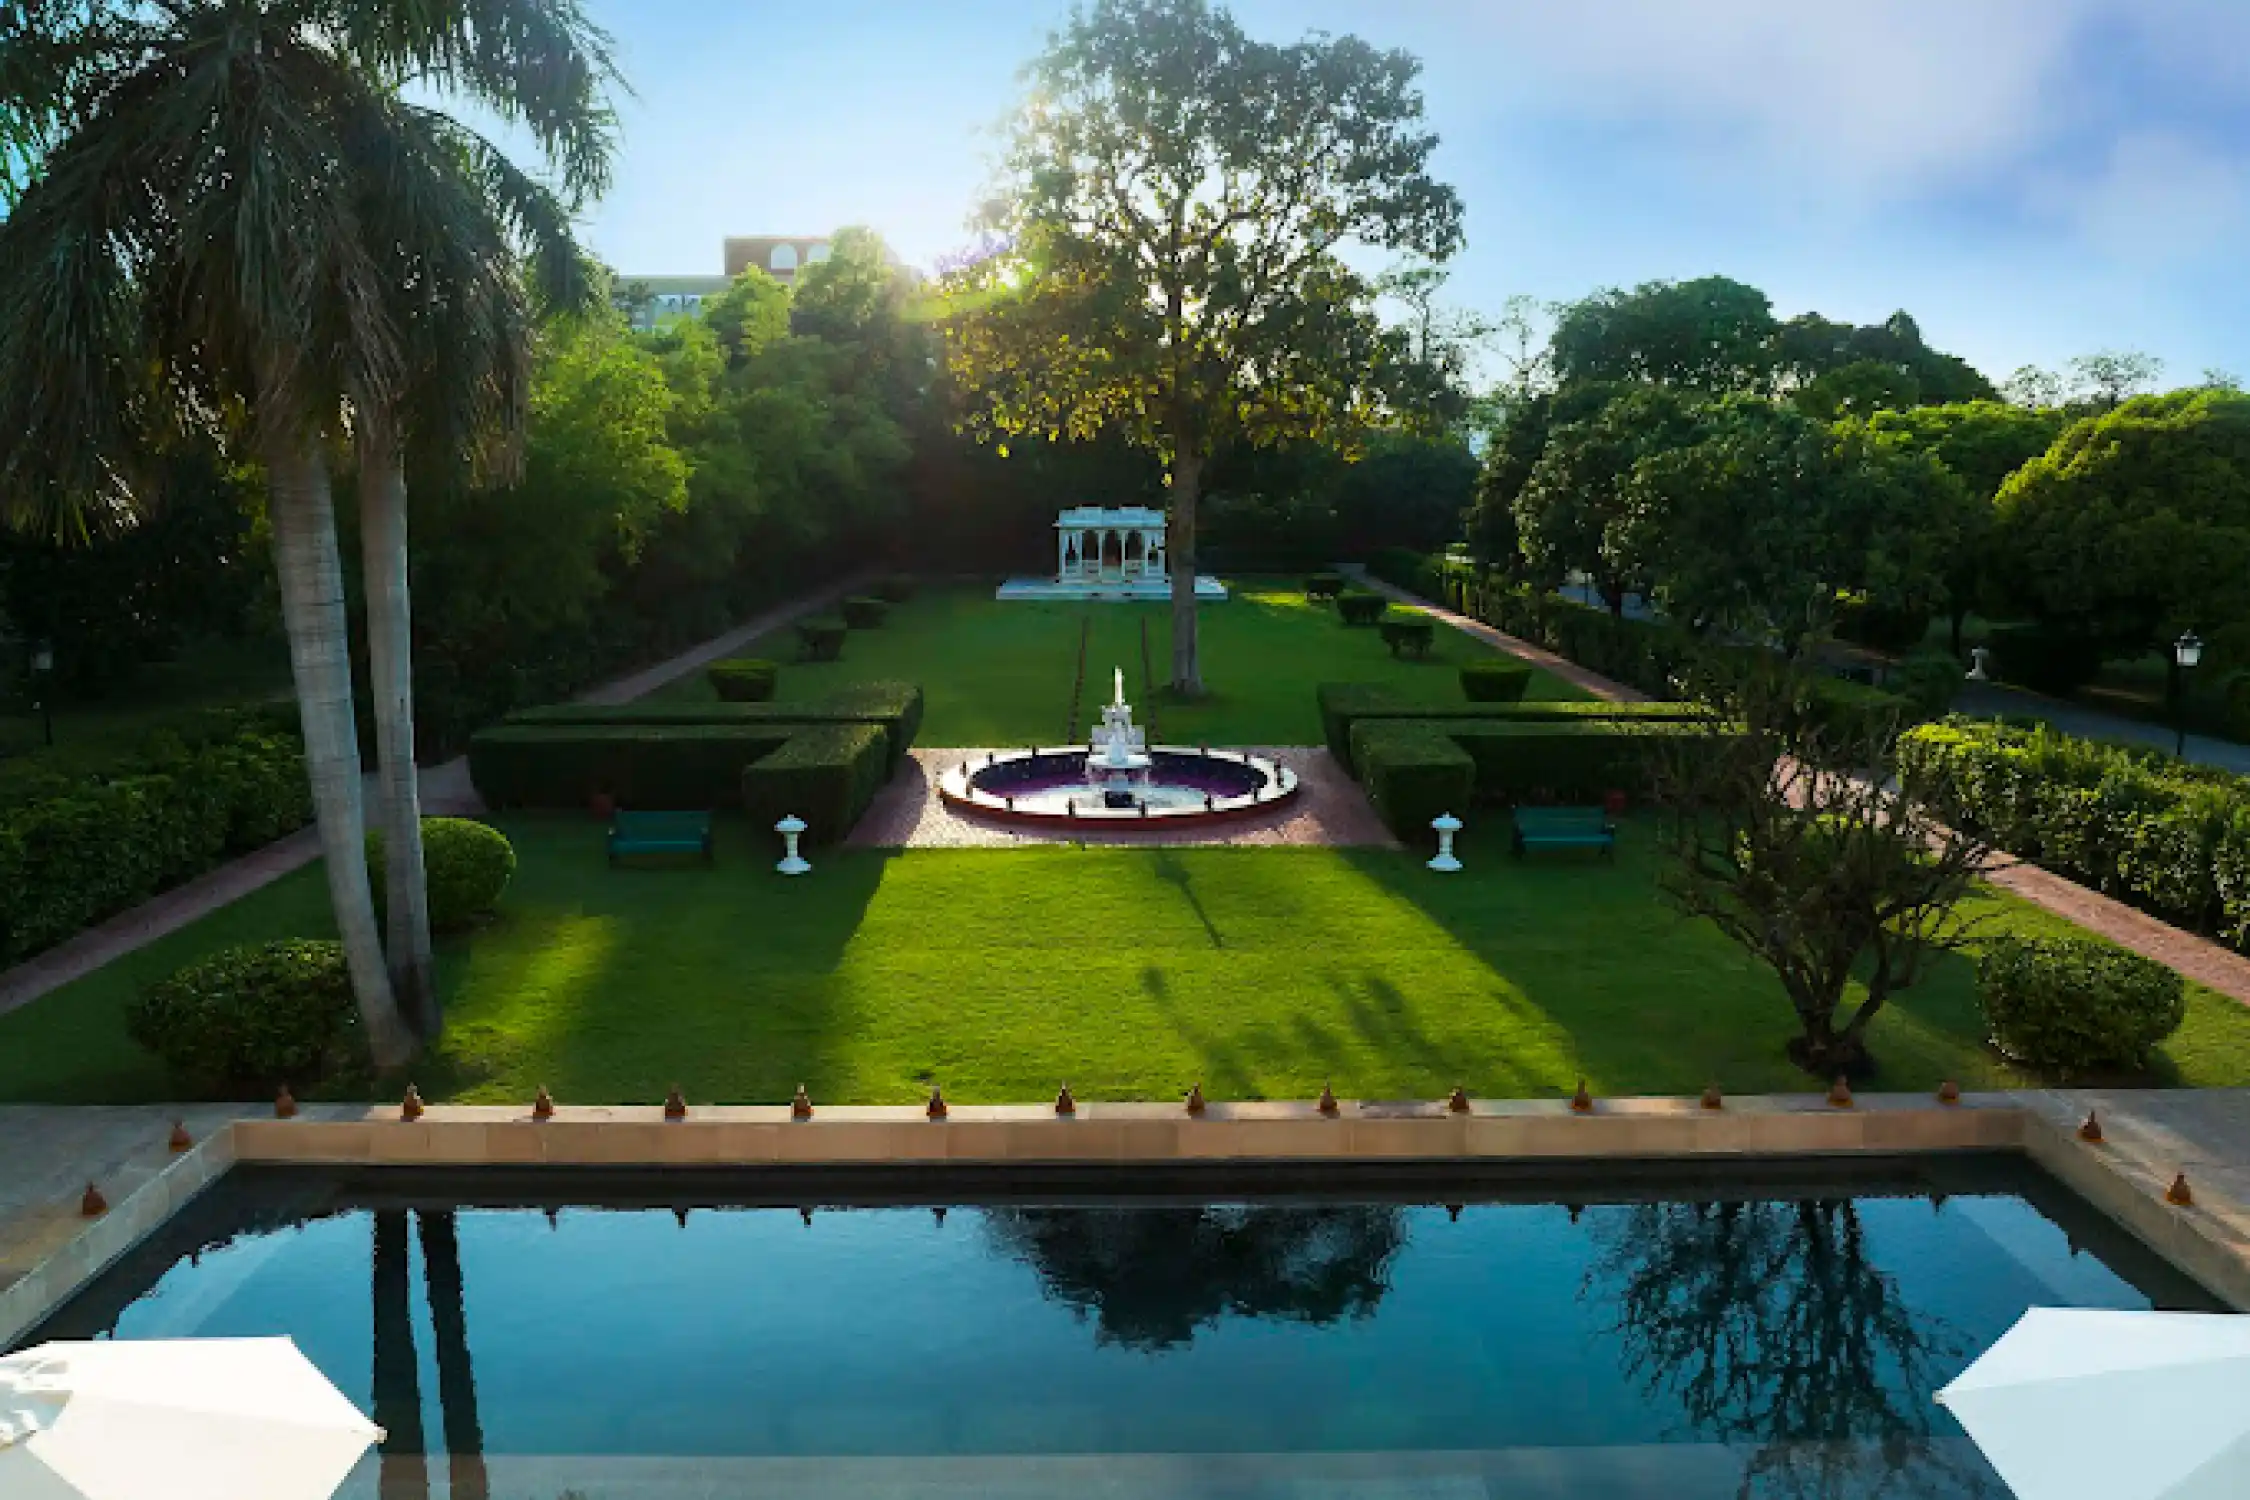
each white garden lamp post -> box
[1966,646,1992,682]
[1428,813,1464,873]
[774,815,810,876]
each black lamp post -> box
[29,640,53,748]
[2172,631,2203,758]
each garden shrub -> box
[469,723,797,809]
[1986,623,2104,696]
[127,939,357,1095]
[366,818,516,932]
[1378,612,1435,658]
[840,596,889,629]
[2217,812,2250,951]
[1459,661,1533,703]
[1305,572,1344,602]
[1351,722,1475,838]
[1315,681,1703,770]
[796,616,848,661]
[1440,718,1739,805]
[1977,936,2185,1075]
[740,722,891,845]
[1889,650,1963,722]
[872,574,916,603]
[1337,591,1386,626]
[507,682,924,772]
[706,658,778,702]
[1363,547,1446,599]
[1794,676,1926,749]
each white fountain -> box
[1088,667,1153,807]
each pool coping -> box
[6,1089,2248,1347]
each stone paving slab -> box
[850,747,1399,848]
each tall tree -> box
[1514,385,1707,615]
[1548,276,1777,393]
[938,0,1462,692]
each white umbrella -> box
[1937,1307,2250,1500]
[0,1337,381,1500]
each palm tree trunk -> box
[359,419,437,1037]
[371,1210,428,1500]
[1168,448,1205,696]
[263,427,417,1070]
[418,1210,488,1500]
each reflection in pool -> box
[18,1159,2218,1499]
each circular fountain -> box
[938,668,1299,829]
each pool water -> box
[18,1158,2219,1499]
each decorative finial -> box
[2168,1173,2194,1207]
[168,1120,192,1152]
[1701,1083,1724,1111]
[1185,1083,1206,1115]
[1937,1079,1961,1105]
[1447,1086,1471,1114]
[1056,1083,1076,1115]
[1445,1204,1462,1222]
[2078,1111,2104,1144]
[1827,1076,1854,1109]
[533,1086,555,1121]
[663,1087,688,1121]
[792,1084,814,1120]
[81,1183,107,1217]
[1317,1082,1340,1116]
[400,1085,425,1121]
[800,1206,814,1227]
[275,1084,298,1119]
[1570,1078,1594,1114]
[673,1206,690,1229]
[926,1084,947,1119]
[932,1206,948,1227]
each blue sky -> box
[568,0,2250,386]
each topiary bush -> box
[127,939,358,1095]
[1337,592,1386,627]
[1378,612,1435,658]
[1889,650,1962,722]
[872,574,915,603]
[740,722,892,845]
[706,658,778,702]
[840,596,889,629]
[1977,936,2185,1076]
[366,817,516,932]
[1305,572,1344,602]
[796,617,847,661]
[1460,661,1533,703]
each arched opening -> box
[769,243,799,274]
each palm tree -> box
[0,0,615,1062]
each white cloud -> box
[2038,130,2250,265]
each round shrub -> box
[872,574,916,603]
[707,658,778,703]
[127,940,357,1094]
[796,617,847,661]
[1460,660,1532,703]
[1337,591,1386,627]
[1305,572,1344,602]
[1889,650,1962,721]
[1977,936,2185,1075]
[840,596,889,629]
[367,817,516,932]
[1378,612,1435,658]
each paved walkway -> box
[1346,569,1651,704]
[0,576,863,1022]
[1958,680,2250,774]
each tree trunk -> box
[418,1211,488,1500]
[263,428,416,1070]
[1168,448,1205,696]
[359,421,437,1037]
[371,1210,428,1500]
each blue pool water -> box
[18,1158,2220,1498]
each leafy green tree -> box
[701,266,792,368]
[1465,382,1620,577]
[2068,349,2165,411]
[1549,276,1777,393]
[1987,390,2250,657]
[1773,309,1993,413]
[1333,430,1478,557]
[1514,386,1708,615]
[938,0,1463,692]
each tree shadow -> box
[1139,964,1261,1098]
[1152,847,1226,948]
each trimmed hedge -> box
[1378,613,1435,659]
[127,939,356,1095]
[1351,717,1733,831]
[841,596,889,629]
[1977,936,2185,1075]
[1460,661,1533,703]
[796,616,847,661]
[706,658,778,702]
[1306,572,1344,602]
[0,710,309,964]
[1352,723,1475,839]
[872,574,916,603]
[1337,592,1386,626]
[1317,682,1704,770]
[469,723,798,809]
[504,681,923,772]
[367,817,516,932]
[740,722,892,846]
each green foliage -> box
[1977,937,2185,1075]
[1305,572,1344,601]
[367,819,515,933]
[1350,723,1475,837]
[468,723,798,810]
[706,658,778,702]
[1514,384,1708,604]
[1337,592,1387,626]
[1378,613,1435,658]
[127,940,356,1095]
[701,267,791,367]
[1984,624,2104,695]
[840,596,890,629]
[1888,652,1963,721]
[1440,718,1733,805]
[1550,277,1777,392]
[1771,310,1996,411]
[796,617,848,661]
[1317,680,1701,768]
[504,681,923,773]
[739,723,891,845]
[1459,661,1532,703]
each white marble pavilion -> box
[996,505,1227,602]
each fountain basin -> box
[939,747,1300,828]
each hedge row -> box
[1352,723,1474,837]
[1899,718,2250,952]
[469,723,800,809]
[706,658,778,702]
[740,723,891,846]
[0,708,309,964]
[1316,682,1703,771]
[504,681,923,772]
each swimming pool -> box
[18,1157,2218,1498]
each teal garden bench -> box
[1511,806,1615,860]
[607,810,715,866]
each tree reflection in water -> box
[1584,1199,2000,1500]
[986,1203,1406,1350]
[371,1209,487,1500]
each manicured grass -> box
[648,581,1586,746]
[0,634,291,794]
[8,813,2249,1106]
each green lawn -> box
[648,580,1585,745]
[9,813,2249,1106]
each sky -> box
[566,0,2250,387]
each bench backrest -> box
[612,810,711,837]
[1513,806,1610,832]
